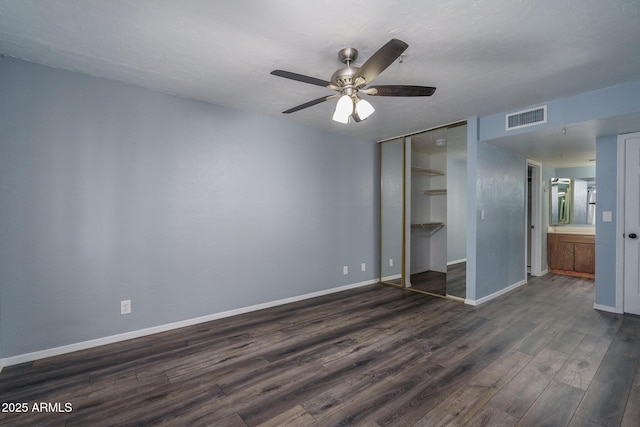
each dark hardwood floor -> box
[410,262,466,299]
[410,269,447,295]
[1,273,639,426]
[446,262,466,299]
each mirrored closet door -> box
[444,123,467,300]
[379,122,467,300]
[380,137,405,287]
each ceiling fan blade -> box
[354,39,408,85]
[271,70,333,87]
[282,95,336,114]
[365,85,436,97]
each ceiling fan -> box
[271,39,436,123]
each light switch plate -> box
[121,300,131,315]
[603,211,612,222]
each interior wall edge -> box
[465,278,527,307]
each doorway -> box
[617,132,640,315]
[408,122,467,299]
[378,121,467,301]
[527,160,542,277]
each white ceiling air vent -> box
[505,105,547,131]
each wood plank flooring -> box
[410,262,466,299]
[409,270,447,295]
[1,273,639,426]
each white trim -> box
[616,135,625,313]
[447,258,467,266]
[593,303,622,314]
[540,269,549,276]
[1,278,377,367]
[464,279,527,306]
[527,160,543,277]
[0,358,4,374]
[616,132,640,314]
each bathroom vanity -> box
[547,175,596,279]
[547,228,595,278]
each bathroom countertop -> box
[547,226,595,235]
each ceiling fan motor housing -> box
[331,66,359,89]
[332,47,362,92]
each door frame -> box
[616,131,640,313]
[527,159,543,277]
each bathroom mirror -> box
[550,177,596,225]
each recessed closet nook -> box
[380,121,467,301]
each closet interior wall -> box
[410,147,447,276]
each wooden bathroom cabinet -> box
[547,233,595,278]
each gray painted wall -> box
[0,58,379,358]
[475,142,527,299]
[595,135,618,308]
[555,165,596,179]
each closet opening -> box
[378,121,467,301]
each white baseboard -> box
[447,258,467,266]
[381,274,401,282]
[529,269,549,277]
[465,279,527,306]
[1,278,378,368]
[593,303,622,314]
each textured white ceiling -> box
[1,0,639,163]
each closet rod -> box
[377,120,467,144]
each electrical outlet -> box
[361,263,366,272]
[121,300,131,315]
[389,258,393,267]
[343,265,348,275]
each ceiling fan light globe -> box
[355,98,375,120]
[335,94,354,115]
[332,111,350,123]
[333,94,354,123]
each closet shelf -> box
[411,166,444,176]
[423,189,447,195]
[411,222,445,229]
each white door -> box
[624,135,640,315]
